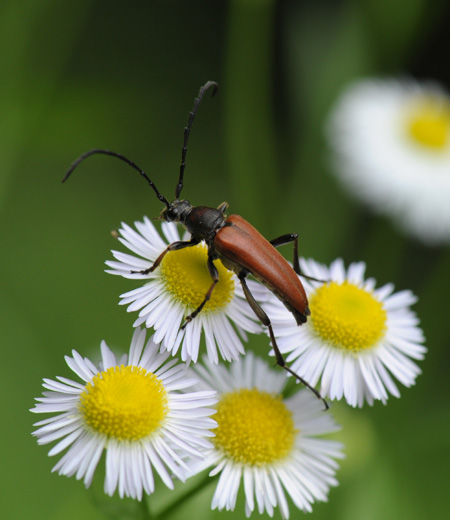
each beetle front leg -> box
[181,254,219,329]
[270,233,325,283]
[238,273,328,410]
[132,238,200,275]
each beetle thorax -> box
[183,205,226,241]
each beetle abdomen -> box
[214,214,310,324]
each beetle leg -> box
[181,254,219,329]
[132,238,200,274]
[270,233,325,283]
[239,273,329,410]
[270,233,302,274]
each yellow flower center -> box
[213,388,296,466]
[407,96,450,150]
[309,282,387,352]
[80,365,168,440]
[159,243,234,312]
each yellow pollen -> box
[159,243,234,312]
[79,365,168,441]
[213,388,296,466]
[310,281,387,352]
[407,96,450,150]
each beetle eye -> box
[166,209,177,222]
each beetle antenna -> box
[63,149,171,208]
[175,81,219,199]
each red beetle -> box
[64,81,327,409]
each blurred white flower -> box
[327,78,450,244]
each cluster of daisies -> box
[31,73,438,519]
[31,206,426,518]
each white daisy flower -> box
[191,353,344,519]
[327,78,450,244]
[105,217,263,364]
[265,258,426,407]
[31,328,217,500]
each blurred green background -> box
[1,0,449,519]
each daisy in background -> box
[31,328,217,500]
[264,258,426,408]
[327,78,450,245]
[191,352,344,519]
[106,217,264,364]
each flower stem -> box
[152,472,218,520]
[224,0,279,233]
[140,495,153,519]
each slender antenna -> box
[175,81,218,199]
[62,149,170,208]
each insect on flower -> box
[63,81,328,409]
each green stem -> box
[224,0,279,233]
[153,472,218,520]
[140,495,153,520]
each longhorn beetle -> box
[64,81,328,410]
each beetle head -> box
[161,199,192,224]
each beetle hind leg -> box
[270,233,326,283]
[238,273,328,410]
